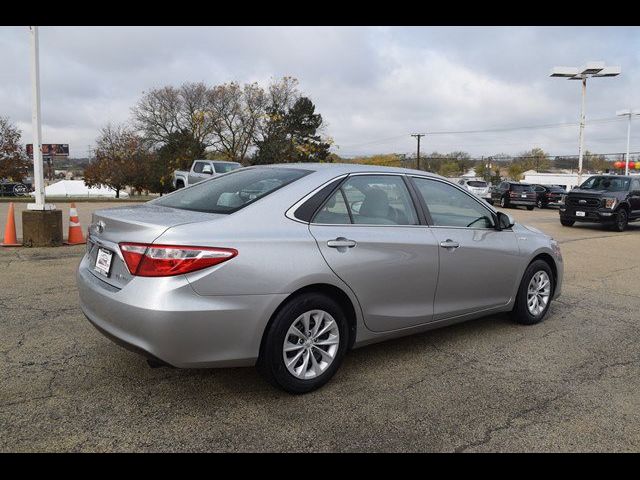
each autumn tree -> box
[84,124,148,198]
[0,117,29,182]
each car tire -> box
[512,259,554,325]
[257,292,349,394]
[537,200,544,209]
[175,180,185,189]
[560,218,574,227]
[613,208,628,232]
[527,205,535,211]
[500,196,508,208]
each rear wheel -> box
[527,205,535,211]
[537,199,544,209]
[500,196,509,208]
[258,293,348,394]
[560,218,574,227]
[613,208,628,232]
[512,260,554,325]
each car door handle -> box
[327,238,357,248]
[439,239,460,249]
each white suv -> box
[458,179,491,202]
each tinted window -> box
[193,161,205,173]
[467,181,487,187]
[580,176,630,192]
[413,177,495,229]
[314,189,351,224]
[313,175,418,225]
[511,184,533,192]
[294,177,345,222]
[154,168,309,214]
[213,162,240,174]
[631,179,640,191]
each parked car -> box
[532,184,566,209]
[458,178,491,202]
[78,164,563,394]
[559,174,640,231]
[172,160,241,189]
[489,181,537,210]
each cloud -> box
[1,26,638,158]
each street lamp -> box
[616,109,639,175]
[550,62,621,185]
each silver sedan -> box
[77,164,563,394]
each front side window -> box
[153,167,309,214]
[313,175,418,225]
[193,162,205,173]
[412,177,495,229]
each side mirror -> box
[496,211,515,230]
[202,165,213,175]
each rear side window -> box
[313,175,418,225]
[467,181,487,187]
[153,167,310,214]
[213,162,240,174]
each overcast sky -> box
[1,26,639,159]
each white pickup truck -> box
[172,160,242,189]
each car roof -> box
[249,162,445,179]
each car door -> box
[309,174,440,332]
[188,161,207,184]
[410,176,522,320]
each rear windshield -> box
[153,167,310,214]
[467,181,487,187]
[511,184,533,192]
[213,162,241,174]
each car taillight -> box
[119,243,237,277]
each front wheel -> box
[537,200,544,209]
[258,293,349,394]
[613,208,628,232]
[512,260,554,325]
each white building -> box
[523,171,640,190]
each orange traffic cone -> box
[2,202,21,247]
[65,202,85,245]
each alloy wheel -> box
[282,310,340,380]
[527,271,551,316]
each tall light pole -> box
[28,26,53,211]
[616,109,639,175]
[550,62,621,185]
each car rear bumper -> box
[509,199,536,206]
[77,254,287,368]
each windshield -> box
[511,184,533,192]
[213,162,241,174]
[467,181,487,187]
[579,176,629,192]
[153,167,310,214]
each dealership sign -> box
[26,144,69,157]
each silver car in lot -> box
[77,164,563,393]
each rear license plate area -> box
[94,247,114,277]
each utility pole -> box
[411,133,425,170]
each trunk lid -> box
[86,204,225,289]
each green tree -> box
[508,163,524,181]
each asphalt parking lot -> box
[1,205,639,452]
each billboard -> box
[26,144,69,158]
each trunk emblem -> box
[94,221,106,234]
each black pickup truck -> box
[559,175,640,231]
